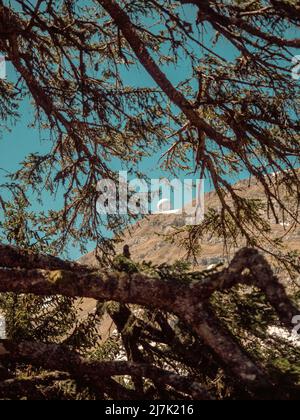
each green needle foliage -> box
[0,0,299,400]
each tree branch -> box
[0,340,212,400]
[0,244,298,391]
[97,0,235,151]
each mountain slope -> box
[77,176,300,338]
[81,176,300,268]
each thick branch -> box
[0,340,212,400]
[226,248,299,329]
[0,244,298,391]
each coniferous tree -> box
[0,0,299,400]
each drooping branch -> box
[228,248,299,329]
[97,0,235,151]
[1,0,299,267]
[181,0,300,48]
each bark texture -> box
[0,244,298,399]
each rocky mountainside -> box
[78,176,300,340]
[81,176,300,269]
[1,177,298,342]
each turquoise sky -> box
[0,2,297,259]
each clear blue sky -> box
[0,2,296,259]
[0,7,256,260]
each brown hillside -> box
[78,176,300,337]
[80,176,300,268]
